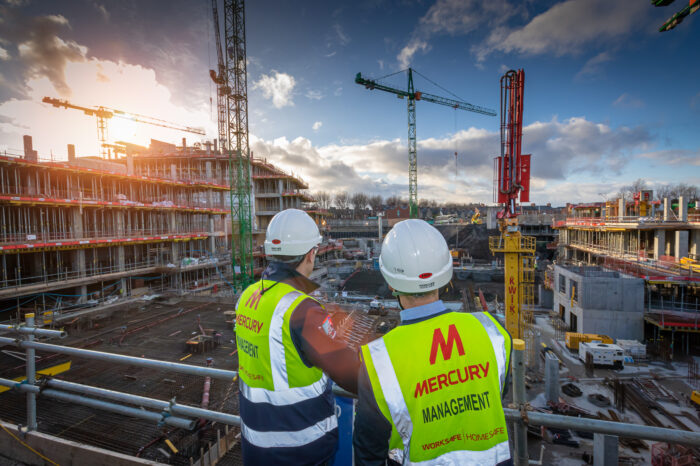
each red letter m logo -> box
[246,290,262,310]
[429,324,465,365]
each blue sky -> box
[0,0,698,205]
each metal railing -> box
[1,319,700,463]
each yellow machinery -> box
[471,207,482,224]
[565,332,614,351]
[489,218,536,339]
[691,391,700,407]
[680,257,700,273]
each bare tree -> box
[369,194,383,214]
[314,191,331,210]
[617,178,648,199]
[656,182,698,201]
[351,192,369,219]
[334,191,349,211]
[385,195,401,208]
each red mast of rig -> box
[494,69,530,218]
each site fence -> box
[1,317,700,465]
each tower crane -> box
[210,0,254,290]
[355,68,496,218]
[41,97,205,159]
[488,69,536,340]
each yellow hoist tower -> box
[488,69,536,340]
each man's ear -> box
[305,249,315,264]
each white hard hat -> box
[264,209,322,256]
[379,219,453,294]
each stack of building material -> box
[616,339,647,359]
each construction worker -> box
[235,209,359,465]
[353,219,513,465]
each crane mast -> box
[210,0,227,152]
[355,68,496,218]
[222,0,254,289]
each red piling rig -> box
[494,69,530,218]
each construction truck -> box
[565,332,614,351]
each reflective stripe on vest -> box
[239,377,329,406]
[367,338,412,448]
[270,291,303,390]
[237,284,334,448]
[241,412,338,448]
[472,312,507,393]
[406,441,510,466]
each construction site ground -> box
[523,315,700,464]
[0,296,242,465]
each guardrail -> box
[1,318,699,464]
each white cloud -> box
[334,87,343,97]
[248,116,655,205]
[0,47,9,61]
[253,71,296,108]
[576,51,613,80]
[0,58,214,157]
[397,39,430,69]
[312,121,322,131]
[333,24,350,46]
[474,0,650,61]
[305,89,323,100]
[612,93,644,108]
[93,2,110,21]
[397,0,517,67]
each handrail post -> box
[25,313,37,431]
[512,339,528,466]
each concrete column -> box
[679,196,687,222]
[117,246,125,271]
[78,284,88,304]
[663,198,671,221]
[544,353,559,403]
[71,207,84,238]
[169,212,179,265]
[115,211,125,236]
[170,163,177,181]
[675,231,689,259]
[278,179,284,212]
[691,230,700,258]
[209,216,216,256]
[653,229,666,260]
[617,197,624,221]
[26,171,36,195]
[126,153,134,175]
[593,434,618,466]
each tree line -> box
[617,179,698,201]
[312,191,487,219]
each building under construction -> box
[0,135,334,321]
[553,194,700,356]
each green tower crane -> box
[355,68,496,218]
[211,0,254,291]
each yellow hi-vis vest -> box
[361,311,512,465]
[236,280,336,448]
